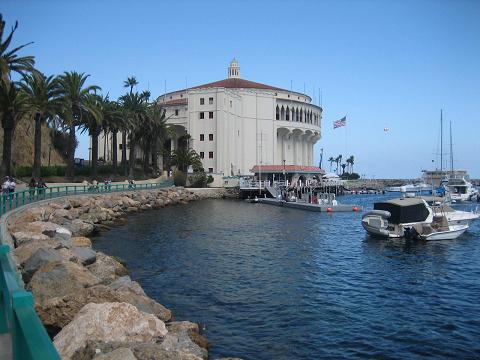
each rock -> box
[36,285,122,332]
[67,219,95,237]
[15,239,59,265]
[72,237,92,247]
[23,248,63,283]
[25,221,64,237]
[28,260,100,303]
[94,347,137,360]
[87,253,128,284]
[72,247,97,266]
[70,197,90,208]
[49,208,72,224]
[11,231,50,246]
[115,287,172,322]
[156,330,207,360]
[109,276,146,296]
[53,302,167,359]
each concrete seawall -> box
[3,187,236,360]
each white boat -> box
[432,204,479,225]
[442,175,479,202]
[413,216,469,241]
[386,183,432,194]
[362,198,434,238]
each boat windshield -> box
[373,199,430,224]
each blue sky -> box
[4,0,480,178]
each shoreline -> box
[3,187,237,360]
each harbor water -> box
[93,194,480,359]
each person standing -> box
[28,178,37,199]
[8,177,16,199]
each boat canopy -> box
[373,198,430,224]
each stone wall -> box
[3,187,238,360]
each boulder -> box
[109,276,146,296]
[87,253,128,284]
[70,197,90,208]
[15,239,60,265]
[157,330,207,360]
[28,260,100,303]
[53,302,167,359]
[115,287,172,322]
[11,231,50,246]
[94,347,137,360]
[23,248,63,283]
[72,237,92,248]
[67,219,95,237]
[72,247,97,266]
[49,208,73,224]
[25,221,64,237]
[36,285,122,332]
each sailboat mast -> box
[450,120,453,174]
[440,109,443,173]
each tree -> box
[341,163,347,175]
[328,157,335,172]
[0,15,36,84]
[78,94,102,178]
[59,71,100,179]
[119,92,147,176]
[123,76,138,94]
[335,155,342,174]
[101,99,124,175]
[347,155,355,173]
[20,72,62,177]
[143,103,169,173]
[0,81,28,176]
[171,148,202,173]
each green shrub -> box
[207,175,214,184]
[188,172,207,188]
[173,170,187,187]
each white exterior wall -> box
[97,81,322,176]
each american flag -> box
[333,116,346,129]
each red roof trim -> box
[159,98,188,106]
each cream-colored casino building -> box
[96,59,322,176]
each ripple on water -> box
[93,195,480,360]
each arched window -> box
[276,105,279,120]
[280,106,285,120]
[295,108,299,122]
[300,109,303,122]
[286,106,290,121]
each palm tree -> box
[335,155,342,174]
[59,71,101,179]
[101,99,124,175]
[78,94,103,178]
[347,155,355,173]
[0,15,36,84]
[328,156,335,172]
[0,81,28,176]
[171,148,202,173]
[119,92,147,176]
[123,76,138,94]
[144,103,169,173]
[341,163,347,175]
[20,73,62,177]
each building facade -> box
[96,59,322,176]
[158,59,322,175]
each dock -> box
[257,198,362,212]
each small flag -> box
[333,116,346,129]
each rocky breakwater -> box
[4,187,236,360]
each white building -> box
[96,59,322,176]
[158,59,322,175]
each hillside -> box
[0,116,66,170]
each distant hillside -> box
[0,116,66,170]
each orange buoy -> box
[352,206,359,212]
[326,207,333,212]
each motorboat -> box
[385,183,432,194]
[411,216,469,241]
[420,195,480,225]
[362,198,433,238]
[441,175,479,202]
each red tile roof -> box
[190,78,286,92]
[250,165,324,173]
[158,98,188,106]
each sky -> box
[3,0,480,178]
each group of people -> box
[2,176,16,198]
[28,178,48,197]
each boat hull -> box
[420,225,469,241]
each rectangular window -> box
[209,151,214,159]
[199,112,204,119]
[209,111,214,119]
[119,144,123,150]
[200,134,204,141]
[209,97,213,104]
[200,152,204,159]
[230,100,232,107]
[209,134,213,141]
[208,167,213,173]
[200,98,204,105]
[175,109,179,116]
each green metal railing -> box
[0,179,174,359]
